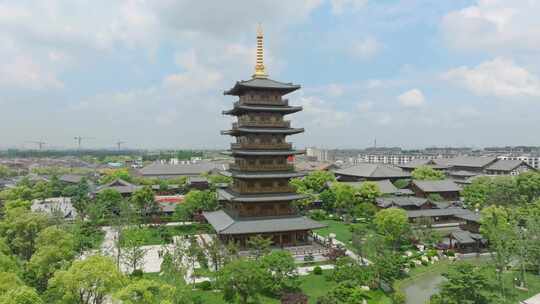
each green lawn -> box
[316,220,353,245]
[120,224,211,246]
[192,270,392,304]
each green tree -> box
[462,177,491,209]
[318,281,371,304]
[0,165,16,179]
[331,183,358,213]
[174,190,217,221]
[374,208,410,251]
[430,263,492,304]
[26,226,76,291]
[411,166,445,181]
[260,251,299,295]
[95,189,123,217]
[0,252,21,274]
[0,272,24,296]
[247,235,273,260]
[130,186,156,217]
[114,279,175,304]
[516,171,540,203]
[70,178,90,219]
[319,189,336,211]
[480,206,516,299]
[302,171,336,193]
[217,259,264,304]
[99,169,132,184]
[121,234,148,273]
[0,286,43,304]
[32,181,52,201]
[0,208,49,260]
[46,255,126,304]
[356,182,380,203]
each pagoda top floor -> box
[224,77,300,96]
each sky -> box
[1,0,540,150]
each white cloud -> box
[350,37,380,59]
[443,57,540,97]
[0,55,63,90]
[356,100,374,112]
[397,89,425,107]
[164,49,223,92]
[330,0,368,15]
[296,95,351,129]
[442,0,540,53]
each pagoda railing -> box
[230,163,295,172]
[239,97,289,106]
[232,184,295,194]
[236,119,291,128]
[231,142,292,150]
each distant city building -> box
[497,155,540,169]
[306,147,332,162]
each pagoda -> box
[203,26,325,247]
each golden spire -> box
[253,23,268,79]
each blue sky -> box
[1,0,539,150]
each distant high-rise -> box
[203,26,324,247]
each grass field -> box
[120,224,211,246]
[192,270,392,304]
[316,219,353,245]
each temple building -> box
[203,26,325,247]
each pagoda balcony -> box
[232,184,296,194]
[230,163,295,172]
[236,119,291,128]
[238,97,289,106]
[231,142,292,150]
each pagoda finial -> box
[253,23,268,79]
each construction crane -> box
[26,141,47,150]
[116,141,126,151]
[74,136,95,150]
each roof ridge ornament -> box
[253,23,268,79]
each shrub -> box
[426,249,437,257]
[392,291,407,304]
[304,253,315,263]
[313,266,323,275]
[131,269,143,278]
[308,209,327,221]
[196,281,212,290]
[421,260,429,266]
[446,250,455,257]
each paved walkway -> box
[88,226,341,284]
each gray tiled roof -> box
[329,179,398,195]
[96,179,141,194]
[412,179,461,193]
[217,188,305,202]
[225,78,301,95]
[59,174,85,183]
[230,171,305,179]
[399,159,449,170]
[448,170,478,177]
[451,230,475,244]
[454,212,481,223]
[229,150,305,156]
[139,162,226,176]
[446,156,497,168]
[222,127,304,135]
[486,159,529,171]
[203,210,326,234]
[223,105,303,115]
[376,196,429,208]
[406,207,472,218]
[333,163,411,179]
